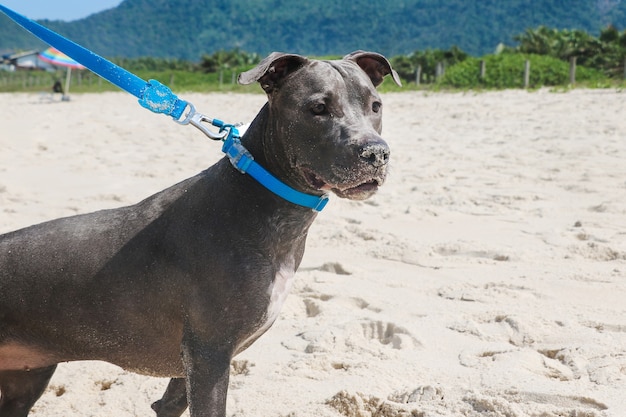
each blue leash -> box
[0,5,328,212]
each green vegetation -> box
[513,25,626,77]
[2,25,626,93]
[391,25,626,89]
[391,47,468,84]
[439,54,605,89]
[2,0,626,60]
[2,0,626,92]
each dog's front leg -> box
[181,333,232,417]
[151,378,188,417]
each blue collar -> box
[221,128,329,212]
[0,5,329,212]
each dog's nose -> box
[359,143,390,168]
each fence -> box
[1,68,242,93]
[413,57,626,87]
[0,70,106,92]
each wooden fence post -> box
[569,57,577,84]
[435,62,444,80]
[415,65,421,85]
[524,60,530,88]
[479,60,486,79]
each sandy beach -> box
[1,89,625,416]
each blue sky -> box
[2,1,123,21]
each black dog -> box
[0,51,400,417]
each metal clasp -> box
[174,102,229,141]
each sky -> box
[1,1,124,21]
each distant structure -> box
[1,50,55,71]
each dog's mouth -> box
[302,169,383,200]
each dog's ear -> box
[344,51,402,88]
[238,52,309,93]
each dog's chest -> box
[266,263,296,325]
[237,262,296,352]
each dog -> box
[0,51,400,417]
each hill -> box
[2,0,626,60]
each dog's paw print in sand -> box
[350,297,383,313]
[301,294,382,319]
[291,264,383,320]
[438,281,541,303]
[358,321,421,350]
[365,239,514,270]
[456,316,626,388]
[449,314,539,347]
[463,390,607,417]
[299,296,380,319]
[431,241,512,263]
[460,348,577,382]
[318,221,515,271]
[544,334,626,386]
[537,346,626,385]
[453,315,589,382]
[326,388,444,417]
[327,388,607,417]
[314,222,430,268]
[301,320,420,355]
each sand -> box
[1,89,625,416]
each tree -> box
[514,25,626,78]
[595,25,626,77]
[391,46,468,84]
[514,26,602,63]
[199,48,260,73]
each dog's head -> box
[239,51,401,201]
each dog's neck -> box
[240,103,324,199]
[215,106,319,263]
[239,103,270,164]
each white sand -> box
[1,89,625,416]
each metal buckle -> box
[222,137,254,174]
[174,102,229,141]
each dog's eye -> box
[311,103,327,115]
[372,101,382,113]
